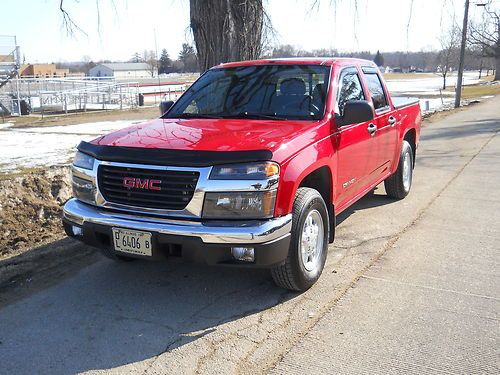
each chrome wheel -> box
[300,209,324,272]
[402,149,412,192]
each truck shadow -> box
[0,248,296,374]
[336,187,396,226]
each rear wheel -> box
[271,187,329,292]
[384,140,414,199]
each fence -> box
[0,75,191,117]
[0,77,144,116]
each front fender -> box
[274,139,337,216]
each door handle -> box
[388,116,396,126]
[367,123,377,135]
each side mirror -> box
[160,100,174,117]
[336,100,374,126]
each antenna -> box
[154,28,161,104]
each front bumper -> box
[62,198,292,267]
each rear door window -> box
[364,72,389,111]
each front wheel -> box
[384,140,414,200]
[271,187,329,292]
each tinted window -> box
[166,64,331,121]
[337,71,365,115]
[365,73,388,110]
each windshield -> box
[166,64,331,121]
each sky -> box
[0,0,491,63]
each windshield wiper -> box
[227,111,287,120]
[176,113,223,119]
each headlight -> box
[202,191,276,219]
[210,162,279,180]
[73,151,95,170]
[72,175,97,205]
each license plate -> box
[112,228,153,256]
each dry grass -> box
[445,82,500,99]
[1,106,159,129]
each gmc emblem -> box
[123,177,162,191]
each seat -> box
[272,78,307,113]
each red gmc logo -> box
[123,177,162,191]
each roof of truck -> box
[215,57,377,69]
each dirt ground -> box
[0,166,72,259]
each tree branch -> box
[59,0,87,36]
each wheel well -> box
[298,166,335,243]
[404,129,417,167]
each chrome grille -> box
[97,165,199,210]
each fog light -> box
[231,247,255,262]
[72,225,83,236]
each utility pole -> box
[455,0,470,108]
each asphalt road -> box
[0,97,499,375]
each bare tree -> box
[468,3,499,81]
[142,50,157,78]
[437,25,461,89]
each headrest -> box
[280,78,306,96]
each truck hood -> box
[92,118,320,162]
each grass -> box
[445,79,500,99]
[2,106,159,129]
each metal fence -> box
[0,77,143,116]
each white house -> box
[88,63,155,79]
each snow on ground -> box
[387,72,483,112]
[386,71,481,94]
[0,120,146,173]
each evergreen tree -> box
[131,52,142,63]
[158,49,172,74]
[374,50,385,67]
[178,44,198,72]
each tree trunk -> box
[442,73,447,90]
[190,0,264,72]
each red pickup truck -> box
[63,58,421,291]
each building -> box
[88,63,155,79]
[19,64,70,77]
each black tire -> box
[384,140,414,200]
[100,247,136,262]
[271,187,329,292]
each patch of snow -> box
[0,119,148,172]
[387,72,481,95]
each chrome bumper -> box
[63,198,292,244]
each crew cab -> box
[63,58,421,291]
